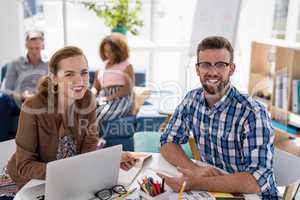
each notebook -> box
[118,153,152,186]
[169,191,245,200]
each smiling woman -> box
[6,46,100,189]
[38,46,89,103]
[5,46,138,191]
[52,52,90,104]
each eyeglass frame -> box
[94,184,127,200]
[195,61,232,71]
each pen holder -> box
[139,190,169,200]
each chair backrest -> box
[99,115,136,139]
[0,64,8,86]
[0,139,15,169]
[273,148,300,186]
[131,87,150,115]
[88,70,95,88]
[135,72,145,87]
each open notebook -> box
[169,191,245,200]
[118,153,152,186]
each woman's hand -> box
[120,152,139,171]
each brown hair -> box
[99,33,129,64]
[37,46,88,97]
[197,36,234,62]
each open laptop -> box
[19,145,122,200]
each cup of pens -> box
[138,176,169,200]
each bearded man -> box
[159,36,278,199]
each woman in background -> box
[6,46,136,189]
[92,33,135,122]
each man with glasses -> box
[159,36,278,199]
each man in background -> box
[0,31,48,141]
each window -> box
[23,0,43,18]
[23,0,196,90]
[272,0,289,39]
[297,9,300,42]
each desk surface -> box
[15,153,260,200]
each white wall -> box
[148,0,195,93]
[0,0,24,65]
[43,1,109,69]
[186,0,276,93]
[233,0,275,92]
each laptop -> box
[19,145,122,200]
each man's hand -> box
[120,152,139,171]
[157,166,223,192]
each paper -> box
[168,191,245,200]
[168,191,214,200]
[118,153,152,186]
[147,154,180,177]
[14,180,45,200]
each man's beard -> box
[202,79,230,96]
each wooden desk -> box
[15,153,260,200]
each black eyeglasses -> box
[196,61,231,71]
[94,184,127,200]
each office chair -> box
[0,64,8,87]
[273,148,300,200]
[0,139,15,170]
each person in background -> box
[6,46,137,190]
[0,31,48,142]
[91,33,135,122]
[159,36,278,199]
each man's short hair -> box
[26,30,44,41]
[197,36,234,62]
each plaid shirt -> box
[160,85,278,198]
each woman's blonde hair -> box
[37,46,87,97]
[99,33,129,64]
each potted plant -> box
[81,0,143,35]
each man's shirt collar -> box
[23,54,47,64]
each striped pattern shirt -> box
[96,86,133,121]
[160,85,278,198]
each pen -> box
[146,182,153,196]
[161,178,165,192]
[137,180,143,189]
[142,184,149,194]
[151,183,158,196]
[138,180,149,194]
[177,181,186,200]
[154,182,161,194]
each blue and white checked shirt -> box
[160,85,278,198]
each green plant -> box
[81,0,143,35]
